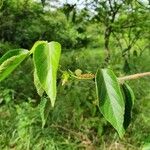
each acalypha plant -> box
[0,41,150,138]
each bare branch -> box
[118,72,150,82]
[70,72,150,83]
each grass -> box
[0,47,150,149]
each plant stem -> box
[70,72,150,82]
[118,72,150,82]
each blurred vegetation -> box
[0,0,150,149]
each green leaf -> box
[33,41,61,107]
[34,71,44,97]
[95,69,125,138]
[0,49,29,82]
[39,97,51,128]
[142,143,150,150]
[122,83,135,129]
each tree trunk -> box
[104,26,111,63]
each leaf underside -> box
[33,41,61,107]
[34,70,44,97]
[122,83,135,129]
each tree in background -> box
[82,0,150,66]
[0,0,149,56]
[0,0,86,51]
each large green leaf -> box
[0,49,29,82]
[122,83,135,129]
[33,41,61,107]
[95,69,125,138]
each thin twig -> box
[118,72,150,82]
[69,72,150,82]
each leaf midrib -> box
[102,70,124,132]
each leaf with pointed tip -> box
[33,41,61,107]
[122,83,135,129]
[0,49,29,82]
[95,69,125,138]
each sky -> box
[36,0,149,10]
[61,0,149,4]
[57,0,149,9]
[55,0,86,9]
